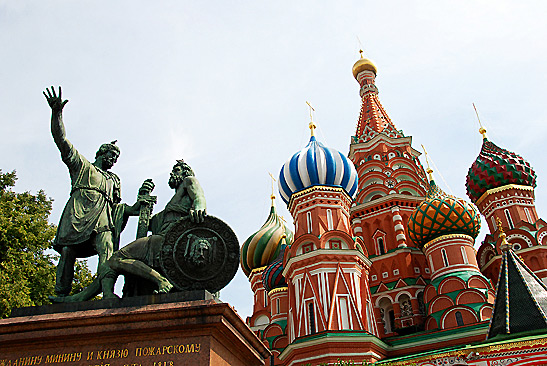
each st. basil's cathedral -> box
[240,53,547,366]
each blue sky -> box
[2,1,546,319]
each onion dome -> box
[352,50,377,78]
[241,199,294,277]
[408,180,481,249]
[278,135,358,204]
[262,241,288,293]
[466,137,536,203]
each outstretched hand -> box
[43,86,68,112]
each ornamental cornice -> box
[386,334,547,366]
[476,184,534,206]
[349,134,418,159]
[351,194,425,214]
[422,233,474,251]
[250,266,267,275]
[268,287,288,297]
[282,249,371,277]
[288,186,351,211]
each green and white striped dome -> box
[240,201,294,277]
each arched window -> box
[308,302,316,334]
[455,311,464,326]
[504,209,514,229]
[441,249,449,267]
[326,209,333,230]
[399,295,413,317]
[339,297,350,329]
[461,247,469,264]
[378,237,386,255]
[307,212,313,233]
[276,298,280,314]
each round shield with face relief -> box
[161,215,240,293]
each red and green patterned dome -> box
[466,138,536,203]
[262,244,287,293]
[408,180,481,249]
[240,201,294,277]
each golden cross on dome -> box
[421,144,434,181]
[306,101,316,136]
[268,172,276,202]
[473,103,488,139]
[356,36,364,59]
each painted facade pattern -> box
[241,56,547,365]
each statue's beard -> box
[168,174,184,189]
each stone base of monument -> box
[0,293,270,366]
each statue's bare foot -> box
[156,279,173,294]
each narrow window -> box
[524,207,532,223]
[326,209,333,230]
[491,216,496,230]
[264,290,268,307]
[461,247,469,264]
[378,237,386,255]
[339,297,350,329]
[441,249,449,267]
[307,212,313,233]
[504,209,514,229]
[276,298,280,314]
[308,302,316,334]
[429,256,435,272]
[455,311,464,326]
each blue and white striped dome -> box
[278,135,358,204]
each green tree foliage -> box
[0,170,94,318]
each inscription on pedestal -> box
[1,342,203,366]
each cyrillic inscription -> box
[0,343,200,365]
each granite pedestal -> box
[0,293,270,366]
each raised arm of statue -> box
[43,86,73,161]
[184,176,207,223]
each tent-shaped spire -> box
[488,219,547,339]
[352,53,403,143]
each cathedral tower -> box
[348,53,430,336]
[241,194,294,331]
[277,123,382,365]
[467,127,547,286]
[408,167,494,330]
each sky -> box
[1,1,547,320]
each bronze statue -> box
[44,86,142,298]
[50,160,208,302]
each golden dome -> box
[352,55,377,78]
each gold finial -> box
[306,101,316,137]
[496,217,512,252]
[421,144,434,181]
[268,172,276,203]
[473,103,488,140]
[356,35,364,59]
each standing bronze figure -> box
[44,86,140,298]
